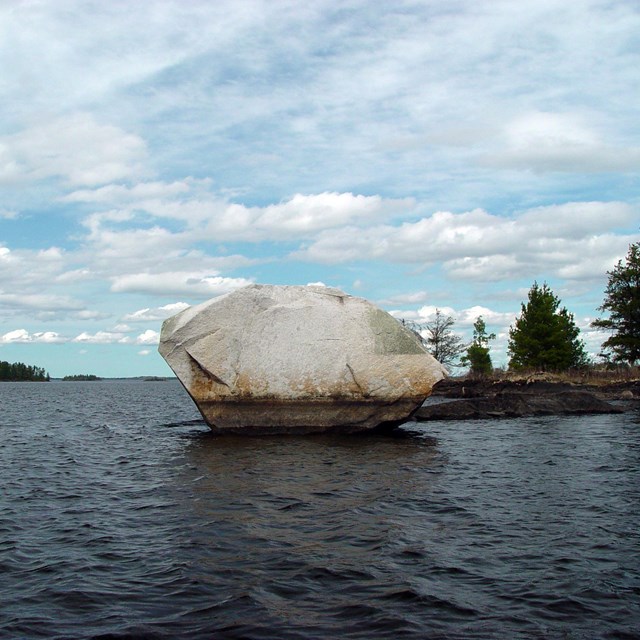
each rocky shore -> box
[415,376,638,421]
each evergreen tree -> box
[592,242,640,365]
[508,282,587,371]
[0,360,49,381]
[461,316,495,377]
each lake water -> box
[1,380,639,639]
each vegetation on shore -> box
[508,282,587,371]
[454,365,639,384]
[404,310,465,368]
[592,242,640,365]
[62,374,102,381]
[461,316,495,376]
[405,241,639,377]
[0,360,49,381]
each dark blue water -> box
[1,380,639,639]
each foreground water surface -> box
[1,380,639,639]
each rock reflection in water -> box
[172,432,448,635]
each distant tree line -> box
[403,241,640,376]
[0,360,50,381]
[62,374,102,381]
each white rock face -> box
[159,284,446,434]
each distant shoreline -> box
[0,376,178,383]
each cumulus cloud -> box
[0,245,100,319]
[293,201,638,282]
[73,186,415,243]
[215,193,415,241]
[110,272,253,297]
[73,330,131,344]
[111,324,134,333]
[1,329,66,343]
[390,305,457,323]
[390,305,512,327]
[0,326,159,346]
[455,306,516,327]
[122,302,190,322]
[69,328,160,345]
[136,329,160,345]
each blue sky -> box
[0,0,638,377]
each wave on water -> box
[1,381,639,639]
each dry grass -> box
[477,366,640,386]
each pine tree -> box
[461,316,495,377]
[508,282,587,371]
[592,242,640,365]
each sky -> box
[0,0,638,377]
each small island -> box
[62,374,102,381]
[0,360,50,381]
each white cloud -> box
[0,293,84,312]
[0,245,98,319]
[293,201,638,282]
[379,291,430,305]
[223,193,415,240]
[1,329,66,343]
[110,272,253,297]
[122,302,190,322]
[0,1,637,378]
[484,112,640,173]
[392,304,516,329]
[73,331,130,344]
[62,180,192,204]
[55,269,93,284]
[68,328,159,345]
[456,306,516,327]
[0,114,147,186]
[112,324,134,333]
[0,2,262,119]
[0,327,159,346]
[136,330,160,345]
[138,349,151,356]
[75,187,415,242]
[72,310,111,321]
[389,305,457,323]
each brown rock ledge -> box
[413,378,633,421]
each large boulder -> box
[159,284,445,434]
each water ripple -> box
[0,381,639,639]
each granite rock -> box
[159,284,445,434]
